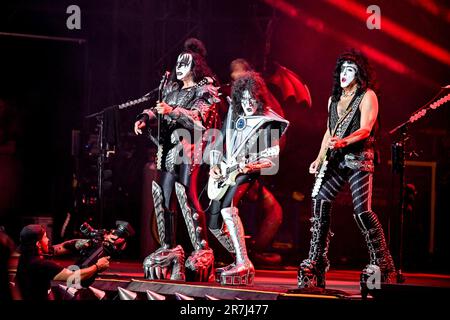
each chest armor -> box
[164,87,196,110]
[157,87,198,172]
[226,115,266,165]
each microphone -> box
[118,71,171,109]
[118,95,151,109]
[144,71,171,97]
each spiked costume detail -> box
[298,87,395,292]
[143,181,185,280]
[297,199,332,288]
[140,38,219,282]
[354,211,396,297]
[175,182,214,281]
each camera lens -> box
[114,221,135,238]
[80,222,97,238]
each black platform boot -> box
[354,211,396,299]
[297,199,332,289]
[175,182,214,282]
[143,181,185,281]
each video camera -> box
[76,220,135,287]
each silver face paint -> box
[340,61,358,88]
[176,53,193,81]
[241,89,257,116]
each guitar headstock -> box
[198,78,209,87]
[260,146,280,158]
[409,90,450,123]
[158,71,170,101]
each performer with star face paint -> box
[135,38,220,282]
[207,72,289,286]
[297,50,396,296]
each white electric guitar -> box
[207,146,279,201]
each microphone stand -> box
[85,88,158,225]
[389,123,408,284]
[388,85,450,284]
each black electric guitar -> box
[311,93,364,197]
[156,71,171,143]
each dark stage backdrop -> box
[0,32,85,244]
[0,0,449,271]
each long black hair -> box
[231,71,270,119]
[331,49,379,103]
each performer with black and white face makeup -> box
[297,49,396,297]
[207,72,289,286]
[135,38,219,282]
[175,53,193,81]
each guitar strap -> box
[311,91,366,198]
[332,90,365,139]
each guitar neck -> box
[226,164,240,175]
[225,151,268,175]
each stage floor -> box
[9,256,450,301]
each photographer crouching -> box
[15,224,110,300]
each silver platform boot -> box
[209,223,235,283]
[219,207,255,286]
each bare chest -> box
[336,98,352,118]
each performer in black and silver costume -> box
[208,72,289,285]
[297,49,395,294]
[134,38,219,282]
